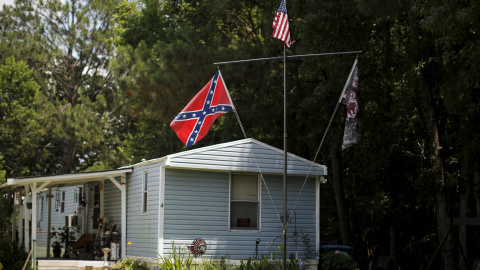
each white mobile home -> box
[2,138,327,267]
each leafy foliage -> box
[320,252,358,270]
[0,237,30,270]
[0,192,13,234]
[111,257,148,270]
[0,0,129,174]
[157,242,193,270]
[50,226,77,252]
[0,57,41,181]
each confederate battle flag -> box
[340,62,360,150]
[170,71,234,148]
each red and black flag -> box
[340,61,360,150]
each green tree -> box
[112,0,289,161]
[0,0,129,174]
[0,57,41,182]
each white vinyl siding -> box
[123,139,324,260]
[35,186,82,256]
[126,163,160,258]
[161,169,317,260]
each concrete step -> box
[37,259,107,270]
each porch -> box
[1,168,132,269]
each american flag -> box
[170,71,234,148]
[272,0,291,48]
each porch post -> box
[31,183,37,270]
[316,176,320,256]
[24,184,30,253]
[107,175,127,260]
[121,174,127,260]
[82,183,87,235]
[100,180,105,219]
[12,205,17,243]
[18,204,23,248]
[157,166,165,258]
[46,188,52,257]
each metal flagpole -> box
[282,45,288,270]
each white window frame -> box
[55,190,61,211]
[74,186,83,214]
[229,173,261,231]
[142,170,148,214]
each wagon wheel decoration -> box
[188,238,207,258]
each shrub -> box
[0,238,30,270]
[111,258,148,270]
[237,256,304,270]
[157,242,193,270]
[320,252,358,270]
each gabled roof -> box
[124,138,327,176]
[1,139,326,190]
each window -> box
[142,170,148,213]
[60,190,65,213]
[55,190,61,211]
[38,196,43,228]
[230,174,259,230]
[74,187,83,214]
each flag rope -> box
[223,56,359,231]
[214,54,361,232]
[222,69,284,226]
[234,108,283,225]
[285,57,359,228]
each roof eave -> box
[1,168,132,189]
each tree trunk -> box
[459,190,468,270]
[418,82,454,270]
[409,8,455,269]
[62,138,77,174]
[474,164,480,216]
[330,144,351,246]
[390,225,397,270]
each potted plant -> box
[50,226,77,257]
[51,240,62,257]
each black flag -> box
[340,62,360,150]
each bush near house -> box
[155,244,311,270]
[111,258,149,270]
[0,237,30,270]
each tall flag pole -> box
[273,0,291,269]
[282,45,288,270]
[170,71,234,148]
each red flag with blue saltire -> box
[170,71,234,147]
[272,0,291,48]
